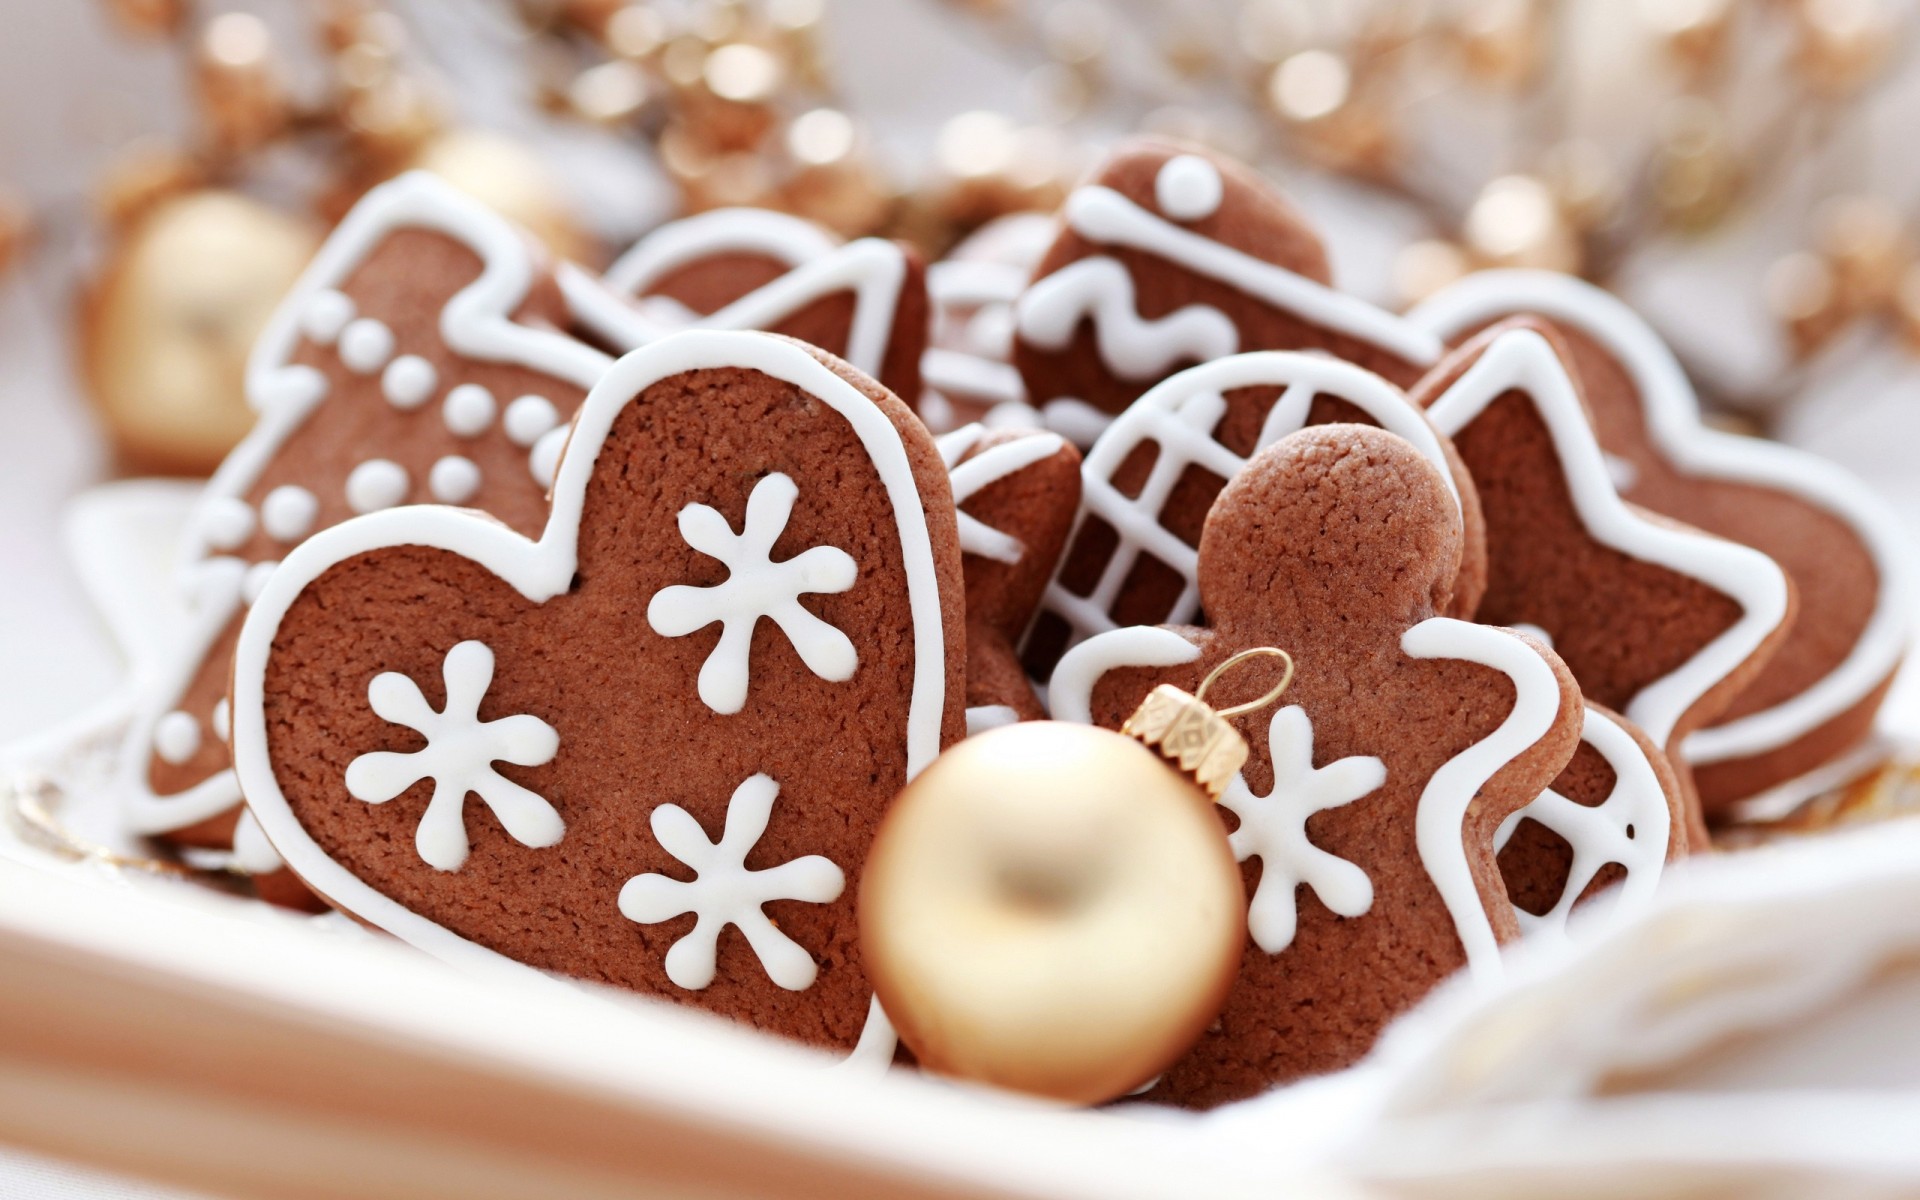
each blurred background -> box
[5,0,1920,745]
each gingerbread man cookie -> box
[1011,139,1439,444]
[1408,320,1796,836]
[564,216,929,407]
[934,424,1082,731]
[1021,351,1487,678]
[1050,423,1582,1107]
[1408,276,1886,819]
[121,172,612,886]
[231,330,965,1049]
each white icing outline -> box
[1421,327,1791,749]
[604,207,840,299]
[1498,704,1672,941]
[936,426,1070,565]
[1016,256,1241,380]
[121,171,614,838]
[1409,270,1912,768]
[1034,351,1461,654]
[1154,155,1225,222]
[231,330,949,972]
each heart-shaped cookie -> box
[231,331,965,1049]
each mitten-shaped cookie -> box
[1022,351,1486,678]
[1409,320,1795,839]
[1011,139,1437,442]
[231,331,966,1050]
[935,424,1082,730]
[121,172,612,887]
[1050,423,1582,1107]
[1411,271,1907,818]
[565,213,929,406]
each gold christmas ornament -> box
[80,190,319,475]
[408,129,590,263]
[195,11,291,155]
[859,649,1293,1105]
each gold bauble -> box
[860,720,1246,1105]
[80,191,318,475]
[408,129,590,263]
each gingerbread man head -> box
[1051,423,1581,1108]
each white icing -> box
[1603,452,1638,492]
[429,456,481,504]
[1401,617,1567,981]
[927,260,1031,310]
[300,289,356,345]
[338,317,396,374]
[345,459,410,514]
[617,772,844,991]
[153,711,201,765]
[127,171,611,839]
[230,332,949,976]
[529,426,568,489]
[1410,270,1912,770]
[964,704,1020,735]
[937,427,1069,565]
[1154,155,1225,222]
[647,472,859,715]
[211,698,230,742]
[1016,256,1240,380]
[230,808,285,875]
[920,347,1025,406]
[1047,625,1203,725]
[1421,327,1791,750]
[1035,351,1460,655]
[201,496,255,552]
[260,485,318,543]
[1498,705,1671,940]
[1038,397,1117,447]
[381,354,438,409]
[838,995,900,1073]
[241,559,278,604]
[503,394,559,446]
[604,207,840,300]
[1223,705,1383,954]
[442,383,497,437]
[344,639,563,872]
[1050,182,1444,367]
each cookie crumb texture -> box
[261,364,963,1051]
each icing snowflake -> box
[647,472,859,714]
[1221,706,1384,954]
[619,773,845,990]
[344,640,563,872]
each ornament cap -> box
[1120,647,1294,799]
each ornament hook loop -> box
[1196,647,1295,719]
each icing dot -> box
[346,459,410,514]
[443,383,496,438]
[1155,155,1225,222]
[429,455,482,503]
[338,318,395,374]
[212,698,231,742]
[243,560,279,604]
[300,290,355,345]
[381,355,438,409]
[503,395,559,446]
[260,485,319,543]
[154,711,201,765]
[529,426,569,488]
[201,497,255,551]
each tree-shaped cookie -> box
[934,424,1082,730]
[1410,271,1907,818]
[564,211,929,407]
[1011,139,1438,443]
[1408,318,1796,834]
[121,172,613,894]
[1049,423,1582,1108]
[230,330,965,1051]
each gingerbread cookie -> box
[1021,351,1487,678]
[1049,423,1582,1108]
[564,221,929,407]
[919,212,1056,432]
[1407,275,1895,818]
[1407,320,1795,836]
[1011,139,1438,444]
[230,330,965,1050]
[120,172,612,885]
[934,424,1082,731]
